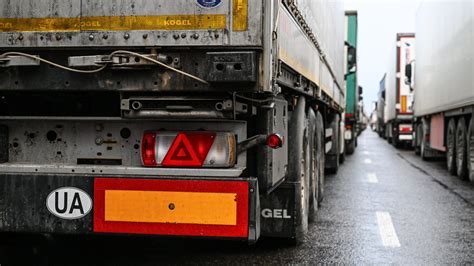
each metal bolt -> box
[124,33,130,40]
[7,36,13,42]
[102,34,108,40]
[214,33,220,39]
[191,33,199,39]
[168,203,175,210]
[250,188,254,193]
[89,34,94,41]
[56,34,62,41]
[173,33,180,40]
[18,34,24,41]
[95,124,104,132]
[181,33,187,38]
[142,33,148,39]
[95,137,103,145]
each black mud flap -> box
[0,174,94,234]
[259,182,297,238]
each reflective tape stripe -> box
[0,15,227,32]
[232,0,248,31]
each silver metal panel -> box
[0,0,263,47]
[2,119,246,169]
[275,1,344,106]
[414,0,474,117]
[294,0,345,89]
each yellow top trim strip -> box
[232,0,248,32]
[0,15,227,32]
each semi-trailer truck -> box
[384,33,415,148]
[0,0,345,243]
[411,0,474,182]
[377,74,387,137]
[344,11,359,154]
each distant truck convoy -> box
[344,11,360,154]
[410,1,474,182]
[383,33,416,148]
[0,1,347,243]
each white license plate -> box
[399,134,413,140]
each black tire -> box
[420,124,429,161]
[415,123,422,155]
[447,118,457,175]
[345,140,355,155]
[307,108,321,223]
[316,112,325,205]
[339,149,345,164]
[455,117,468,179]
[325,115,340,174]
[287,97,309,244]
[467,116,474,183]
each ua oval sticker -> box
[46,187,92,220]
[196,0,222,8]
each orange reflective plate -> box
[104,190,237,226]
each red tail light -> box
[162,132,215,167]
[266,134,283,149]
[345,124,353,130]
[399,125,413,133]
[141,132,157,166]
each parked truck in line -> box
[377,74,387,138]
[344,10,359,154]
[0,0,345,243]
[384,33,416,148]
[411,0,474,182]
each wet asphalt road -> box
[1,130,473,265]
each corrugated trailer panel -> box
[414,0,474,117]
[278,0,344,107]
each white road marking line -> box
[363,151,370,155]
[376,212,401,248]
[367,173,378,183]
[364,158,372,164]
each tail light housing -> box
[399,124,413,133]
[141,131,236,168]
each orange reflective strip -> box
[232,0,248,31]
[401,95,407,113]
[104,190,237,225]
[0,15,227,32]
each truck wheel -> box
[455,117,468,179]
[325,115,340,174]
[345,140,355,155]
[339,150,346,164]
[447,118,457,175]
[420,124,430,161]
[467,116,474,183]
[287,97,309,244]
[316,111,325,205]
[415,123,422,155]
[307,108,320,223]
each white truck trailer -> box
[384,33,416,148]
[0,0,345,243]
[411,0,474,182]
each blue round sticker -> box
[196,0,222,8]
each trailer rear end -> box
[0,0,345,243]
[384,33,415,147]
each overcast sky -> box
[344,0,423,114]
